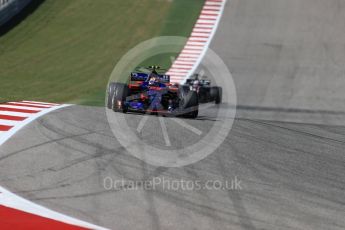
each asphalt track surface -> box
[1,0,345,229]
[210,0,345,126]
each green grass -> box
[0,0,204,106]
[137,0,205,77]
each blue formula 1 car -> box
[107,66,199,118]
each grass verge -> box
[0,0,204,106]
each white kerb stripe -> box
[7,102,53,108]
[0,119,19,126]
[189,37,209,42]
[181,50,201,56]
[199,15,218,20]
[178,53,201,57]
[169,69,190,73]
[184,45,205,49]
[0,111,33,117]
[174,60,197,65]
[191,32,211,37]
[172,65,192,69]
[21,100,60,106]
[177,58,199,62]
[186,42,207,46]
[205,2,222,6]
[0,104,42,111]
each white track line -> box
[159,117,171,146]
[137,115,149,133]
[171,118,203,136]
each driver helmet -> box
[149,76,158,85]
[193,80,200,87]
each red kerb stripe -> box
[0,125,13,131]
[196,22,215,25]
[0,107,40,114]
[0,114,27,121]
[0,205,89,230]
[199,17,217,20]
[202,8,221,11]
[6,103,52,109]
[190,35,210,38]
[188,39,207,43]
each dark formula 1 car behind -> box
[185,74,222,104]
[107,66,222,118]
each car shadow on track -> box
[121,111,220,122]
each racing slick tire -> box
[111,83,129,113]
[180,89,199,119]
[198,87,208,103]
[107,83,116,109]
[210,86,222,104]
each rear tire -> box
[211,86,222,104]
[107,83,116,109]
[111,83,129,113]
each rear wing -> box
[157,74,170,83]
[200,80,211,85]
[185,79,194,85]
[130,72,148,81]
[130,72,170,83]
[185,79,211,86]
